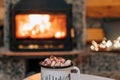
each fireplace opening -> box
[9,0,75,51]
[15,14,67,39]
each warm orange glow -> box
[15,14,67,39]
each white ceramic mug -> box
[40,64,80,80]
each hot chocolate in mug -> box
[40,64,80,80]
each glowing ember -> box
[15,14,67,39]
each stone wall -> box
[0,56,26,80]
[75,52,120,80]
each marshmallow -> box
[40,56,72,67]
[51,61,56,67]
[64,60,71,66]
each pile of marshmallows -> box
[40,56,72,67]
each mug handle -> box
[70,66,80,80]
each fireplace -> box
[9,0,75,51]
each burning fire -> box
[90,36,120,51]
[15,14,66,39]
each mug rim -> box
[40,63,73,69]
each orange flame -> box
[15,14,67,39]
